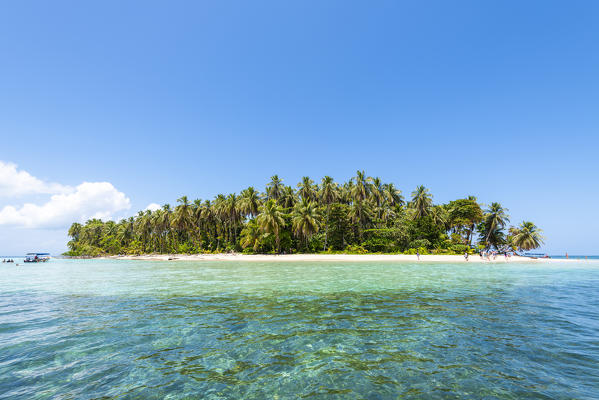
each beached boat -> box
[24,253,51,263]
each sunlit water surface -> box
[1,259,598,399]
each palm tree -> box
[256,199,285,253]
[68,222,82,242]
[511,221,544,251]
[116,219,133,249]
[171,196,194,249]
[200,200,218,249]
[352,170,370,202]
[224,193,241,246]
[240,220,262,252]
[239,187,262,218]
[213,194,227,248]
[157,204,172,252]
[339,181,354,204]
[369,177,384,208]
[465,196,482,247]
[291,199,320,249]
[297,176,316,202]
[349,198,373,241]
[319,176,338,250]
[382,183,403,207]
[410,185,432,219]
[482,202,509,243]
[266,175,284,202]
[279,185,297,209]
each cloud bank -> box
[0,161,71,197]
[0,162,131,229]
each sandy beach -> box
[98,253,561,263]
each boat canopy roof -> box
[26,253,50,256]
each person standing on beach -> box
[464,252,469,261]
[416,251,420,261]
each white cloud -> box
[0,160,132,229]
[0,182,131,229]
[145,203,161,212]
[0,161,71,197]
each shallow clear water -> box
[1,259,598,399]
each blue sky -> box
[0,1,598,254]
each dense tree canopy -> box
[65,171,543,256]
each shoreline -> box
[95,253,567,263]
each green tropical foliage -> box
[509,221,545,251]
[65,172,542,255]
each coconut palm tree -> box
[200,200,218,249]
[240,220,262,252]
[369,177,384,207]
[482,202,509,244]
[382,183,403,207]
[224,193,241,246]
[68,223,82,242]
[339,181,354,204]
[212,194,228,247]
[266,175,284,202]
[410,185,432,219]
[352,170,370,202]
[171,196,194,249]
[511,221,544,251]
[116,219,133,249]
[156,204,172,252]
[349,198,373,241]
[239,187,262,218]
[292,199,320,249]
[297,176,317,202]
[279,185,297,209]
[256,199,285,253]
[319,176,338,250]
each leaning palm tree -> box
[483,202,510,243]
[256,199,285,253]
[266,175,284,202]
[240,220,262,252]
[291,199,320,249]
[382,183,403,207]
[410,185,433,219]
[511,221,544,251]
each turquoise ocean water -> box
[1,259,598,399]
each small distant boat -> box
[24,253,51,263]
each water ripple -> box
[1,260,599,399]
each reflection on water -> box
[1,260,598,399]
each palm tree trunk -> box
[323,205,330,251]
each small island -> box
[65,171,544,259]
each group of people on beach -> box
[2,259,15,263]
[478,250,510,261]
